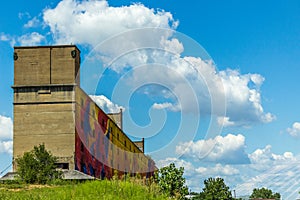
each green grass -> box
[0,179,168,200]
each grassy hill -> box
[0,179,168,200]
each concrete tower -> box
[12,45,80,171]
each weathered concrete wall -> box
[14,45,80,86]
[13,45,80,171]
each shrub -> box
[16,144,62,184]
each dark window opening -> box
[55,163,69,170]
[81,142,84,152]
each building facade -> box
[12,45,155,178]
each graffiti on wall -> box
[74,88,156,179]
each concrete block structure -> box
[12,45,155,178]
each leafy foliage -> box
[249,187,280,200]
[195,177,233,200]
[16,144,62,184]
[155,163,188,199]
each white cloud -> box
[217,116,235,127]
[18,12,31,20]
[195,163,239,176]
[18,32,45,46]
[0,33,16,46]
[123,54,274,126]
[5,0,273,127]
[89,95,124,114]
[156,157,195,176]
[156,157,240,192]
[234,162,300,199]
[176,134,250,164]
[219,69,275,126]
[249,145,296,171]
[287,122,300,137]
[43,0,178,46]
[157,144,300,197]
[0,33,10,41]
[0,115,13,140]
[152,102,180,112]
[160,37,184,55]
[0,115,13,155]
[0,141,13,155]
[24,17,40,28]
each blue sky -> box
[1,0,300,198]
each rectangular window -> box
[55,163,69,170]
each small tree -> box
[250,187,280,200]
[197,177,233,200]
[16,144,62,184]
[155,163,188,199]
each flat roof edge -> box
[14,45,80,52]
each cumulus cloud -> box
[89,95,124,114]
[234,162,300,199]
[120,53,274,126]
[217,116,235,127]
[43,0,178,46]
[249,145,296,171]
[0,141,13,155]
[24,17,40,28]
[5,0,274,126]
[18,32,45,46]
[196,163,239,176]
[152,102,180,112]
[0,115,13,155]
[158,143,300,196]
[286,122,300,137]
[156,157,240,192]
[0,33,16,46]
[0,115,13,140]
[176,134,250,164]
[156,157,195,176]
[219,69,275,126]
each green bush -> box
[16,144,62,184]
[249,187,280,200]
[155,163,188,199]
[195,177,233,200]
